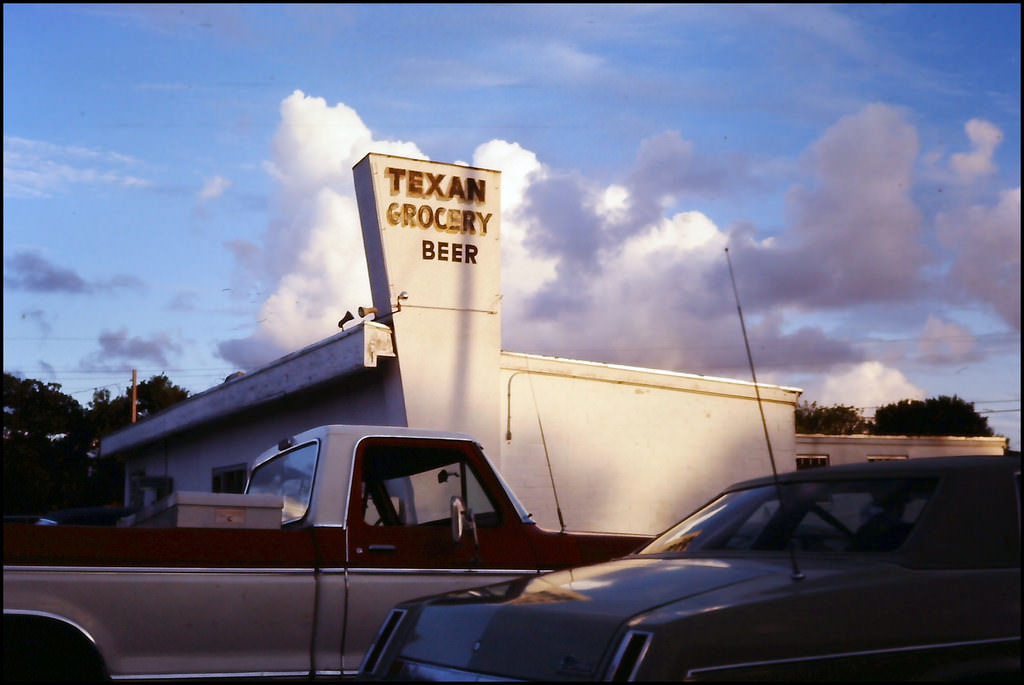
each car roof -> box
[720,454,1020,569]
[728,455,1020,491]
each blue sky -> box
[4,4,1020,449]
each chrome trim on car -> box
[604,630,653,681]
[360,608,408,674]
[249,437,319,472]
[391,659,520,681]
[110,670,310,681]
[684,635,1022,679]
[3,565,315,574]
[3,608,99,646]
[344,566,544,575]
[6,564,539,575]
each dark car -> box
[360,455,1020,681]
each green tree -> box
[87,387,132,438]
[3,372,192,516]
[795,401,870,434]
[85,387,134,507]
[84,374,191,506]
[872,395,994,437]
[3,373,92,515]
[87,373,190,432]
[132,374,190,420]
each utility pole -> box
[131,369,138,423]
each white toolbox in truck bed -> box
[118,491,284,529]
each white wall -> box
[498,352,801,535]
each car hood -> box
[391,555,832,680]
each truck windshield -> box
[640,477,938,555]
[247,441,319,524]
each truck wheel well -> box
[3,613,108,682]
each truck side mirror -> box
[450,496,465,543]
[438,468,460,484]
[451,495,481,563]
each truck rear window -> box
[247,441,319,524]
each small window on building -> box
[867,455,908,462]
[212,464,248,494]
[796,455,830,470]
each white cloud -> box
[473,140,545,216]
[472,140,557,311]
[220,91,427,366]
[198,175,232,200]
[3,136,149,198]
[950,118,1001,181]
[497,110,940,375]
[256,190,370,351]
[778,104,928,305]
[936,186,1021,330]
[625,210,724,260]
[265,91,387,199]
[917,315,977,364]
[819,362,925,414]
[539,41,606,77]
[502,40,607,85]
[500,168,738,371]
[222,92,1018,435]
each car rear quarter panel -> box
[634,563,1020,681]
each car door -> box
[342,436,537,673]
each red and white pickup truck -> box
[4,424,648,681]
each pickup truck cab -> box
[4,425,648,681]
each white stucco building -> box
[100,153,1005,536]
[795,433,1007,470]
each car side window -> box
[760,479,936,552]
[644,478,939,555]
[360,444,499,528]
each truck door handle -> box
[368,544,396,553]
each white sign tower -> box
[354,153,502,456]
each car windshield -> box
[640,477,939,555]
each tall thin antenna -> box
[506,369,566,533]
[725,247,803,581]
[534,394,565,534]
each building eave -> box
[100,322,395,458]
[500,350,803,403]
